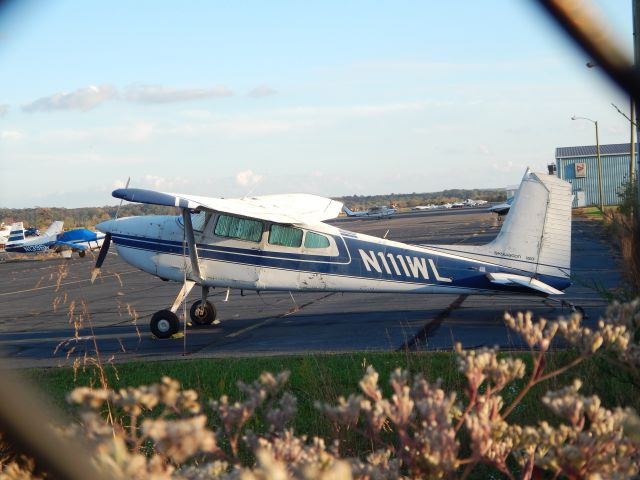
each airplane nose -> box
[95,220,115,234]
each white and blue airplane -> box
[5,222,64,253]
[92,170,573,339]
[5,222,105,256]
[343,205,396,219]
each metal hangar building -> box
[554,143,637,207]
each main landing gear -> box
[149,282,219,339]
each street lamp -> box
[585,60,635,192]
[571,115,605,212]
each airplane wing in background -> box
[52,240,89,251]
[112,188,344,225]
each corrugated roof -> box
[556,143,632,158]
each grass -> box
[23,351,640,442]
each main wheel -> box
[190,300,217,326]
[150,310,179,339]
[79,250,86,258]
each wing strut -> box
[181,209,202,282]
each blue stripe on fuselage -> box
[110,232,571,292]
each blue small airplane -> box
[92,169,573,339]
[51,228,106,257]
[5,222,105,257]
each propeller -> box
[90,233,111,283]
[90,177,129,283]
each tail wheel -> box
[190,300,217,325]
[150,310,179,339]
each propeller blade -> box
[114,177,130,220]
[90,233,111,283]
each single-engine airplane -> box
[5,221,64,253]
[93,170,572,339]
[343,205,396,219]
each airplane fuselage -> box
[104,214,570,296]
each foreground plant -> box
[2,302,640,479]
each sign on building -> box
[575,162,587,178]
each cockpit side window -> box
[177,211,210,232]
[214,214,264,242]
[268,224,303,247]
[191,212,209,232]
[304,231,330,248]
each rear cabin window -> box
[214,215,263,242]
[304,231,330,248]
[268,225,303,247]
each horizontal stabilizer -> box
[487,272,563,295]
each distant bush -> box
[337,189,506,211]
[0,204,176,229]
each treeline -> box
[0,204,176,229]
[336,188,506,211]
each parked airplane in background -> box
[5,222,64,253]
[464,199,488,206]
[343,205,396,219]
[0,223,41,247]
[92,169,573,339]
[0,224,12,245]
[52,229,106,257]
[411,204,437,211]
[489,197,514,217]
[5,222,105,256]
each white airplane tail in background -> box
[44,221,64,237]
[6,222,25,244]
[435,170,572,281]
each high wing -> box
[112,189,344,225]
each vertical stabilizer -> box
[434,170,572,280]
[44,221,64,237]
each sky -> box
[0,1,635,207]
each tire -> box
[79,250,86,258]
[190,300,217,326]
[150,310,179,339]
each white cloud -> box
[40,122,154,143]
[179,109,214,119]
[278,102,426,118]
[0,130,25,141]
[124,84,233,104]
[236,169,262,187]
[141,174,190,191]
[0,104,8,117]
[22,85,117,112]
[478,144,491,155]
[248,85,276,98]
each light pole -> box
[572,115,605,212]
[587,61,636,185]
